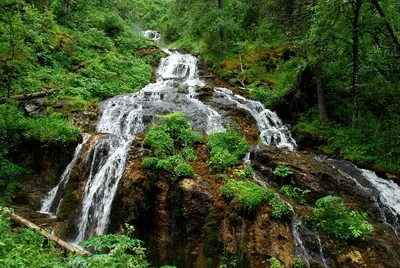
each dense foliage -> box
[309,196,373,240]
[0,208,151,267]
[207,131,248,173]
[142,113,198,180]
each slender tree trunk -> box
[371,0,400,54]
[218,0,227,52]
[316,61,328,124]
[352,0,362,126]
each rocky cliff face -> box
[106,140,400,268]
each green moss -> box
[221,180,273,211]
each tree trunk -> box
[3,208,91,256]
[371,0,400,54]
[218,0,227,52]
[352,0,362,126]
[316,61,328,124]
[0,89,57,104]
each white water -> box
[214,87,296,150]
[73,49,226,242]
[142,30,161,41]
[39,134,91,218]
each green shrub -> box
[270,198,294,220]
[311,196,373,240]
[243,165,254,178]
[24,113,80,145]
[292,258,308,268]
[156,112,190,138]
[268,257,282,268]
[156,159,173,172]
[182,147,196,162]
[221,180,273,211]
[156,113,201,147]
[273,165,294,178]
[280,184,311,205]
[207,131,248,159]
[143,127,174,158]
[174,162,194,179]
[142,157,159,170]
[177,129,202,147]
[167,155,185,166]
[209,148,238,173]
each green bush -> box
[243,165,254,178]
[156,113,201,147]
[207,131,248,159]
[156,159,173,172]
[142,157,159,170]
[182,147,196,162]
[24,113,80,145]
[280,184,311,205]
[174,162,194,179]
[156,112,190,138]
[177,129,202,147]
[167,155,185,166]
[268,257,282,268]
[311,196,373,240]
[143,127,174,158]
[269,198,294,220]
[209,148,239,173]
[293,258,308,268]
[221,180,273,211]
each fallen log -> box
[3,208,91,256]
[0,89,57,104]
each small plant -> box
[273,165,293,178]
[310,195,373,240]
[167,155,185,166]
[143,127,174,158]
[178,129,202,147]
[268,257,282,268]
[174,162,194,179]
[156,159,173,172]
[270,198,293,220]
[221,180,273,211]
[280,182,311,205]
[209,148,239,173]
[243,165,254,178]
[292,257,308,268]
[142,157,159,170]
[182,147,196,162]
[207,131,248,159]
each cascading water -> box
[40,134,91,218]
[292,217,329,268]
[328,159,400,243]
[214,87,296,150]
[142,30,161,41]
[41,38,301,246]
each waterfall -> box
[328,159,400,242]
[41,41,300,244]
[214,87,296,150]
[39,134,91,218]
